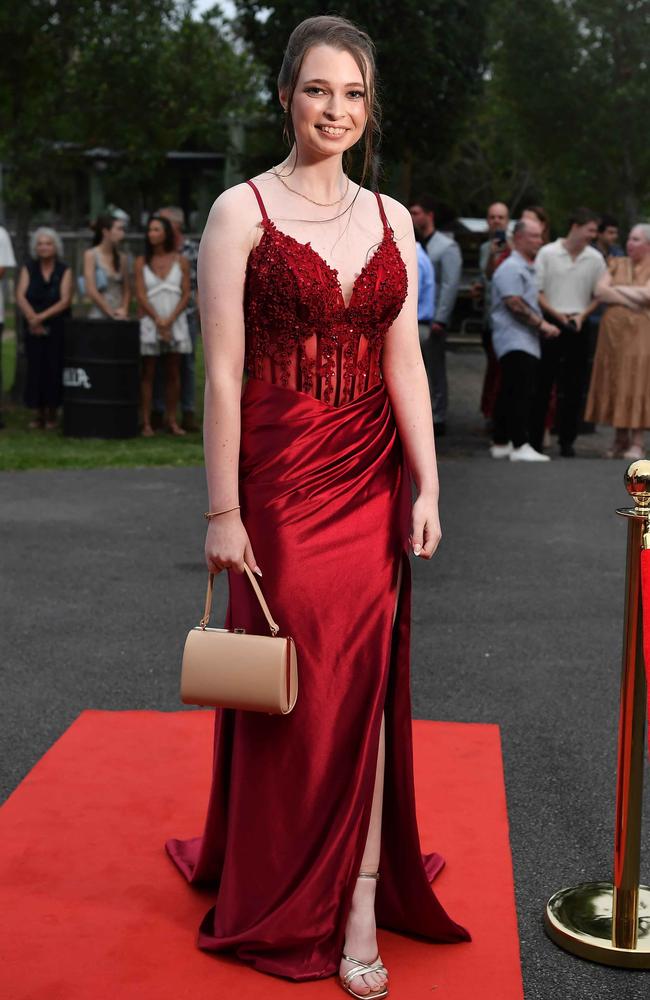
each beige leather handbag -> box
[180,566,298,715]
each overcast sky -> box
[193,0,235,17]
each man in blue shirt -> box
[593,215,625,261]
[409,195,462,435]
[416,241,436,347]
[490,218,560,462]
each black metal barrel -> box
[63,318,140,438]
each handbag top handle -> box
[200,565,280,636]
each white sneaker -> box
[510,443,551,462]
[490,442,513,459]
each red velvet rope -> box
[640,550,650,753]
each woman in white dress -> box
[135,215,191,436]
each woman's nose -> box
[324,93,344,118]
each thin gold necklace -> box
[271,169,350,207]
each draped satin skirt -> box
[165,377,470,980]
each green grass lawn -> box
[1,331,206,471]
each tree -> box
[0,0,263,398]
[232,0,494,198]
[491,0,650,225]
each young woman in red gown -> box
[166,15,469,997]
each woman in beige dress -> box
[585,224,650,459]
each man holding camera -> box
[477,202,511,420]
[530,208,605,457]
[480,202,511,288]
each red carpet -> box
[0,711,523,1000]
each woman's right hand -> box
[205,511,262,577]
[156,317,172,342]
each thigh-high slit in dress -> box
[165,181,470,980]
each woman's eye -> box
[348,91,365,100]
[305,87,326,95]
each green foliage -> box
[233,0,494,187]
[490,0,650,224]
[0,1,264,218]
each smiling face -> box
[570,220,599,248]
[282,44,368,158]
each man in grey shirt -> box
[490,218,559,462]
[409,194,462,434]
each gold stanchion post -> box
[544,460,650,968]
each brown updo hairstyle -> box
[277,15,381,187]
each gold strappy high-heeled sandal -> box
[339,872,389,999]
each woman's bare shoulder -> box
[205,183,260,229]
[200,183,264,256]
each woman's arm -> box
[595,264,629,306]
[34,267,74,321]
[166,256,191,325]
[83,249,114,317]
[381,196,440,560]
[201,185,263,576]
[610,282,650,309]
[15,266,39,326]
[120,252,130,316]
[134,257,159,322]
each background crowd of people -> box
[409,197,650,462]
[1,198,650,455]
[0,207,200,436]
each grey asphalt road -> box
[2,350,648,1000]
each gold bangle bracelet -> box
[204,505,240,520]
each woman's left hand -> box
[410,493,441,559]
[28,316,46,335]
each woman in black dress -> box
[16,227,73,429]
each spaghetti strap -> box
[246,180,269,222]
[374,191,390,231]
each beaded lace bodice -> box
[244,180,408,407]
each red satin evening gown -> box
[165,181,470,980]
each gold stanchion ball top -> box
[624,460,650,509]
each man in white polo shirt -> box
[530,207,605,456]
